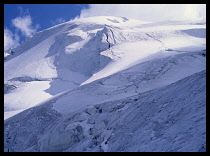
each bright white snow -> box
[4,16,206,152]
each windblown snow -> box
[4,16,206,152]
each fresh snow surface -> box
[4,16,206,152]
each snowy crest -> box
[4,16,206,152]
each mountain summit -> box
[4,16,206,152]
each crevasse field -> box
[4,16,206,152]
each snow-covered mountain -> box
[4,16,206,152]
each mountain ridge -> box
[4,16,206,152]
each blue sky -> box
[4,4,89,30]
[4,4,89,50]
[4,4,206,51]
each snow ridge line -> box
[109,28,117,44]
[105,32,111,50]
[103,27,121,59]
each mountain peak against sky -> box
[4,4,206,53]
[4,16,150,78]
[4,15,206,152]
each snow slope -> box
[4,16,206,152]
[5,16,149,115]
[4,16,205,117]
[4,70,206,152]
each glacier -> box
[4,16,206,152]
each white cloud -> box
[79,4,206,22]
[4,7,40,51]
[12,15,39,37]
[4,28,19,51]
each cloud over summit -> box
[79,4,206,22]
